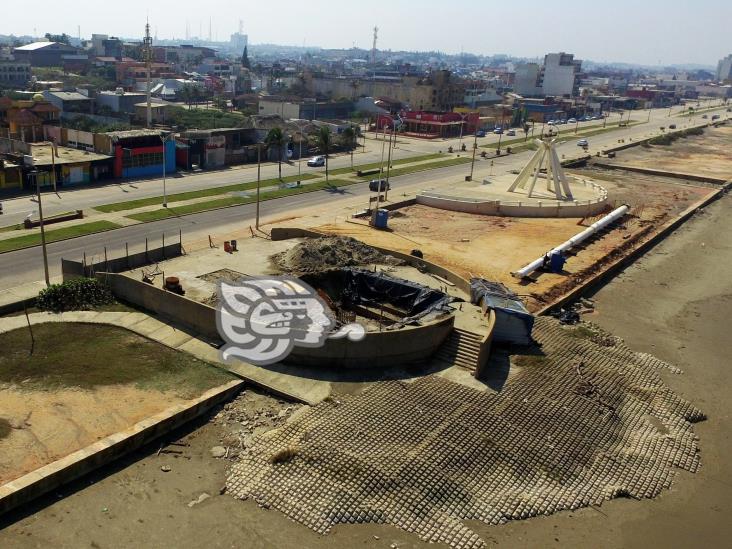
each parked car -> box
[307,155,325,167]
[369,179,390,192]
[712,114,720,120]
[567,118,577,124]
[577,138,589,147]
[702,114,708,119]
[475,130,486,137]
[547,120,555,126]
[669,124,677,129]
[493,128,503,134]
[506,129,516,136]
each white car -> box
[577,138,589,147]
[307,155,325,167]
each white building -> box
[541,52,581,97]
[230,32,248,53]
[514,63,543,97]
[717,54,732,82]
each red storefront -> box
[376,111,479,138]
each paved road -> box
[0,104,727,290]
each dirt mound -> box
[272,236,404,274]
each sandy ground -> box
[600,124,732,179]
[0,386,188,485]
[0,194,729,548]
[311,171,713,310]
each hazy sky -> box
[2,0,729,66]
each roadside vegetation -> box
[0,221,122,254]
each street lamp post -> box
[256,144,261,229]
[468,131,478,181]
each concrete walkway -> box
[0,310,331,406]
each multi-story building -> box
[514,53,582,98]
[717,55,732,83]
[514,63,543,97]
[541,53,582,97]
[0,61,31,88]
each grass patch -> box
[0,223,23,233]
[95,173,319,213]
[356,157,472,179]
[0,323,235,399]
[126,179,357,222]
[567,325,596,339]
[513,354,549,368]
[0,220,122,253]
[329,153,446,176]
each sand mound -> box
[272,236,404,274]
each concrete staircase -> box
[435,328,483,371]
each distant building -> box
[96,90,148,115]
[0,61,31,88]
[258,96,354,120]
[541,53,582,97]
[514,53,582,98]
[42,90,93,116]
[230,32,248,53]
[514,63,543,97]
[13,41,82,67]
[717,55,732,82]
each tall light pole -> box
[30,170,50,286]
[255,144,261,229]
[468,131,478,181]
[159,133,171,207]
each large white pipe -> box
[512,204,630,279]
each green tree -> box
[241,46,251,70]
[45,33,71,45]
[315,126,332,182]
[265,127,286,180]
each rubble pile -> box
[272,236,404,274]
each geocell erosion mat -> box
[226,316,704,548]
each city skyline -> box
[1,0,730,67]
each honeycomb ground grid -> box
[226,317,705,548]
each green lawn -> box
[356,157,472,179]
[0,323,235,398]
[95,173,319,213]
[329,153,446,176]
[126,179,357,222]
[0,220,122,253]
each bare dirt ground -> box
[0,386,189,486]
[600,124,732,179]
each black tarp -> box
[302,268,456,327]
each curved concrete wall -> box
[286,314,455,369]
[416,193,609,218]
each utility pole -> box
[469,131,478,181]
[255,144,261,229]
[32,170,50,286]
[159,133,168,207]
[384,124,395,200]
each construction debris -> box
[272,236,404,274]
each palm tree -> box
[316,126,332,183]
[342,125,356,169]
[265,127,286,180]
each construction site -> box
[0,118,730,548]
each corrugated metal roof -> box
[14,41,65,51]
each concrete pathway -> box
[0,310,331,406]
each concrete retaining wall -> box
[0,380,243,517]
[287,315,455,369]
[592,162,728,184]
[96,272,220,341]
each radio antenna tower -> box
[371,26,378,65]
[144,20,153,127]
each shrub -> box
[36,278,113,313]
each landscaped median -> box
[329,153,446,176]
[94,173,320,213]
[0,221,122,254]
[125,179,357,222]
[355,156,473,179]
